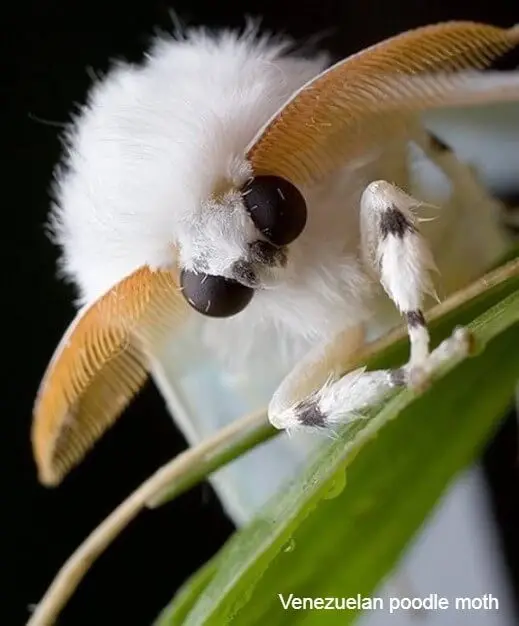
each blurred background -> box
[2,1,518,624]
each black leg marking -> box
[380,206,416,239]
[389,368,407,387]
[296,399,326,428]
[496,194,519,238]
[405,310,426,328]
[428,132,451,153]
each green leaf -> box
[156,259,518,626]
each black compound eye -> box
[180,269,254,318]
[241,175,307,246]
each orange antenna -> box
[247,22,519,185]
[32,266,188,486]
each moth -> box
[32,21,519,521]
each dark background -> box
[2,1,518,625]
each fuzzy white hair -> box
[51,26,372,362]
[50,26,328,302]
[49,26,403,365]
[48,24,513,522]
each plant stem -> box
[27,409,272,626]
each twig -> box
[27,409,272,626]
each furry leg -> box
[420,128,510,226]
[360,180,438,367]
[360,178,474,385]
[268,180,472,430]
[268,325,470,430]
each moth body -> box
[35,22,519,501]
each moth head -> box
[179,174,307,318]
[178,20,519,321]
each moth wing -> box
[425,100,519,194]
[148,323,325,524]
[247,22,519,187]
[32,266,189,486]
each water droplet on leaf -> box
[283,538,296,553]
[323,468,347,500]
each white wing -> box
[150,316,324,524]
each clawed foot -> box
[269,326,474,431]
[404,326,474,391]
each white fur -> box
[269,367,396,430]
[50,23,511,399]
[50,26,386,369]
[51,26,329,305]
[360,180,438,312]
[269,324,472,430]
[49,25,513,522]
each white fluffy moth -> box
[26,20,519,626]
[32,21,519,518]
[32,20,519,502]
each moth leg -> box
[424,134,519,240]
[268,180,472,431]
[359,179,474,387]
[268,324,401,429]
[421,129,499,208]
[268,322,470,430]
[360,180,439,368]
